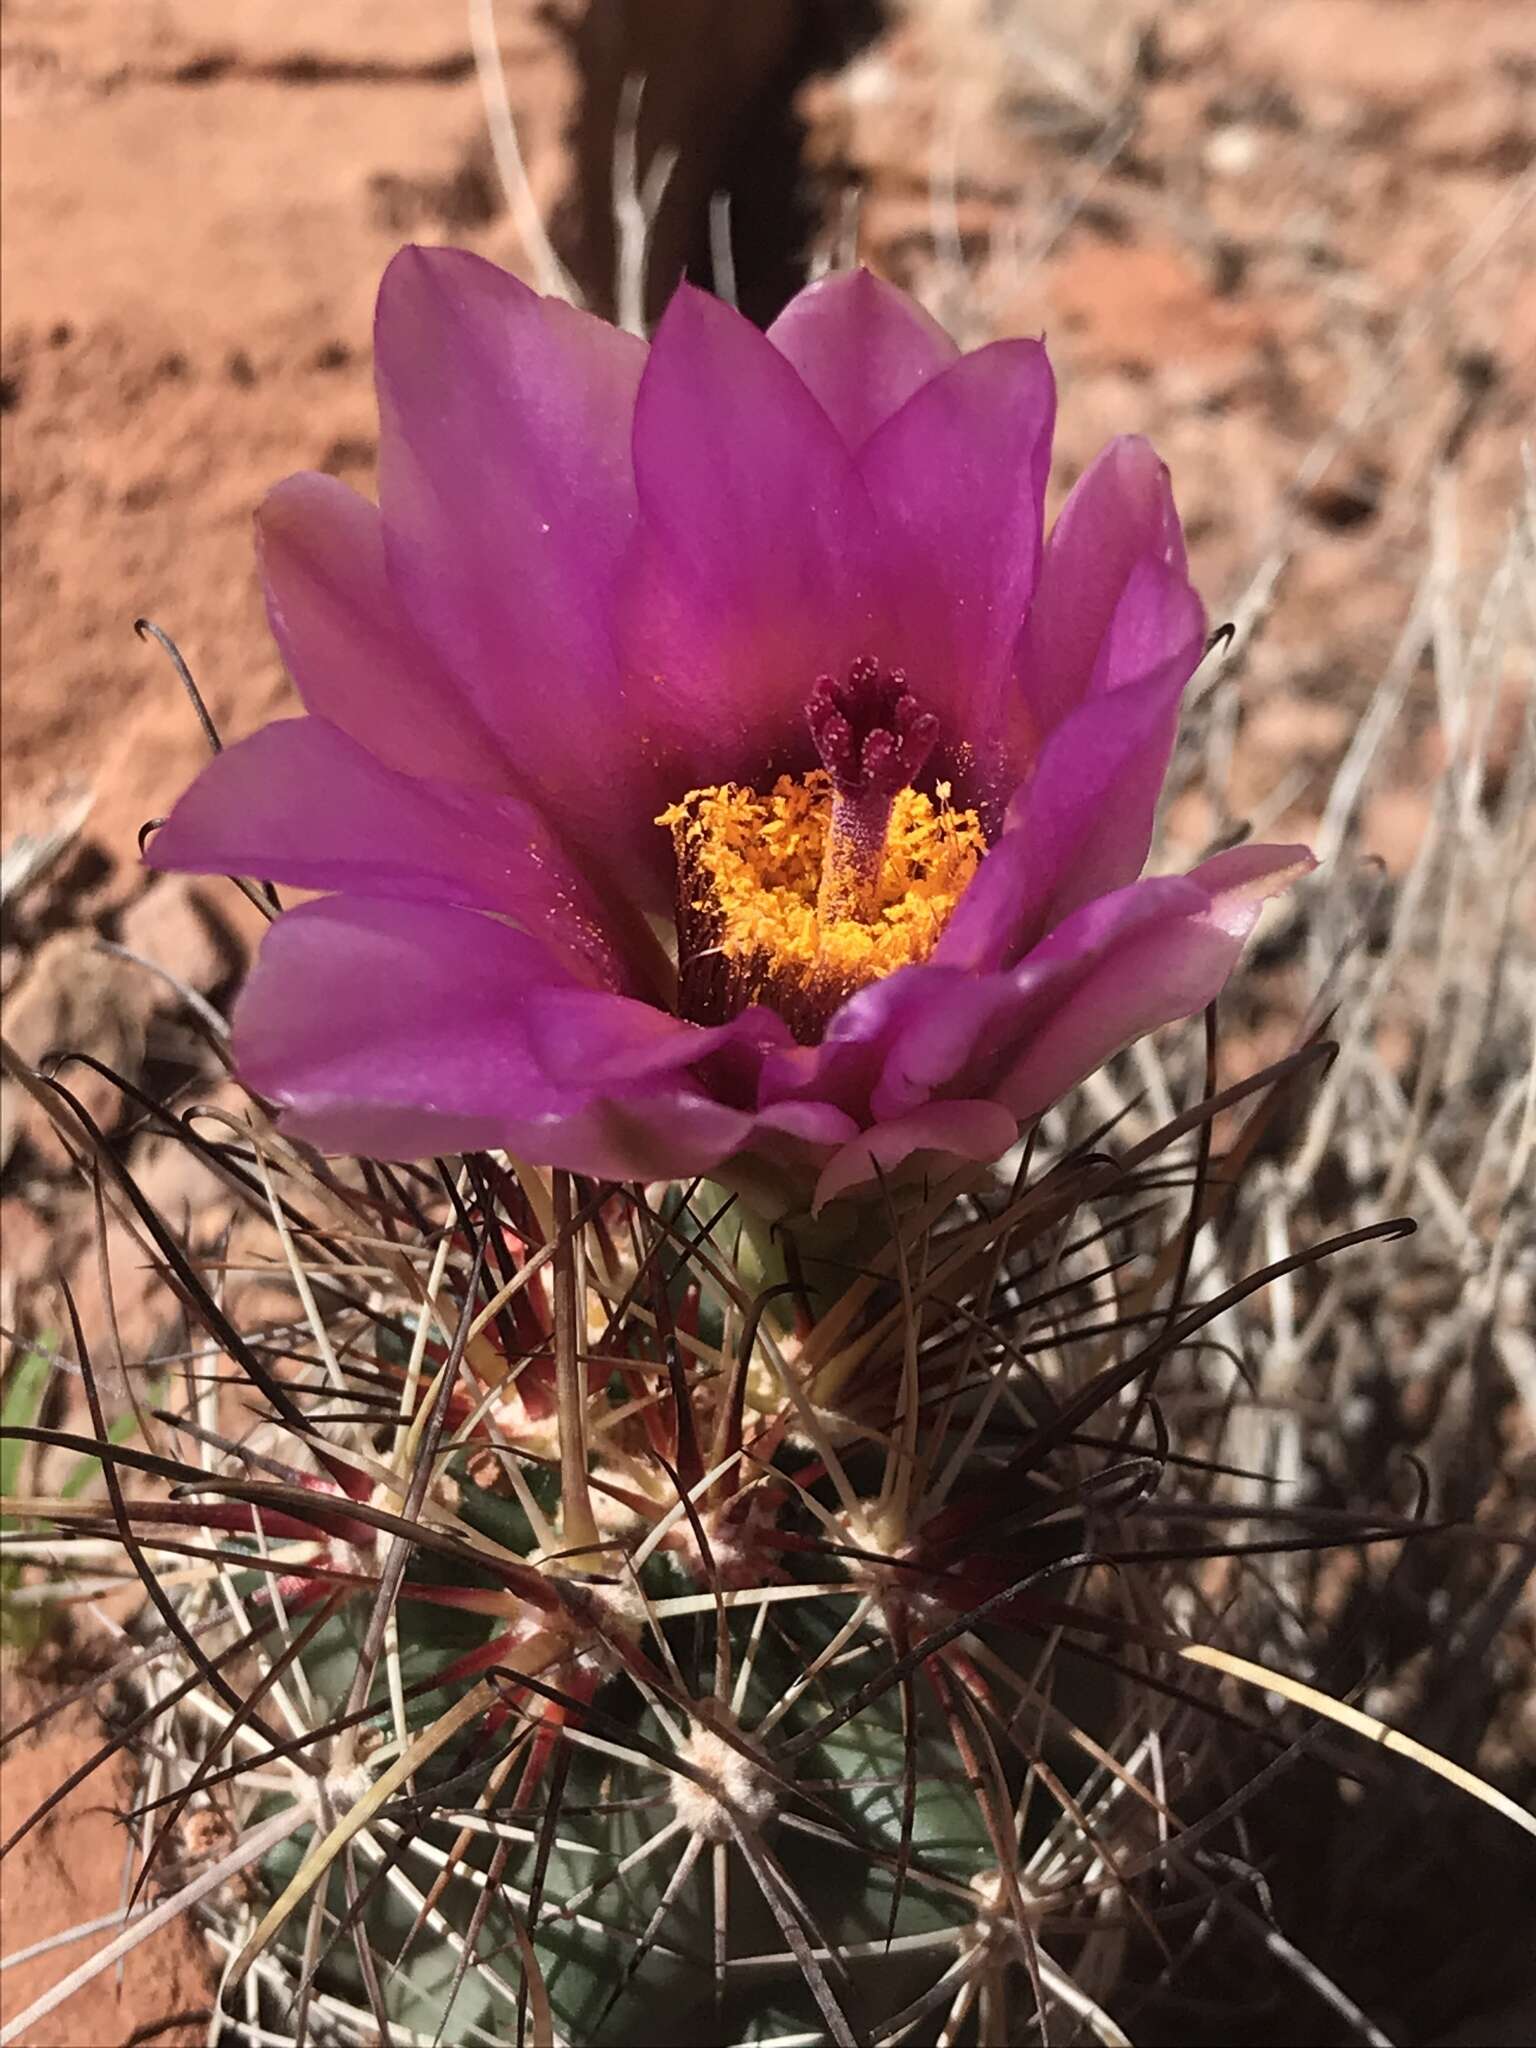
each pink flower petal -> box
[936,631,1199,972]
[258,473,510,789]
[767,269,959,449]
[869,877,1208,1122]
[235,897,785,1178]
[372,246,660,895]
[148,716,636,990]
[619,283,885,795]
[995,843,1315,1117]
[1017,435,1198,734]
[818,846,1312,1130]
[856,339,1056,809]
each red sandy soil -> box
[1,1672,214,2046]
[2,2,1531,2040]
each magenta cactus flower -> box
[151,250,1309,1213]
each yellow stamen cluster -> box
[659,769,985,1005]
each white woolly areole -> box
[554,1575,646,1677]
[669,1721,776,1844]
[325,1758,376,1812]
[589,1574,646,1632]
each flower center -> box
[658,660,986,1040]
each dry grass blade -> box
[1180,1643,1536,1841]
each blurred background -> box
[2,4,1533,2044]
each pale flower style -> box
[151,250,1309,1212]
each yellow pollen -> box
[658,769,986,1000]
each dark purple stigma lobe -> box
[807,655,939,799]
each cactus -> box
[2,1029,1457,2048]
